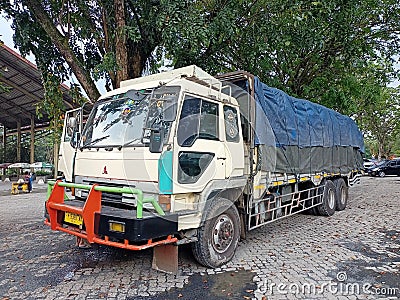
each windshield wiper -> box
[121,138,142,148]
[82,135,110,148]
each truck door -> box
[58,108,82,182]
[222,105,245,178]
[174,95,226,193]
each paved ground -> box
[0,176,399,300]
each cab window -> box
[177,96,219,147]
[223,106,240,143]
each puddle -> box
[329,260,400,294]
[330,235,400,293]
[132,269,256,300]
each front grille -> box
[79,180,137,209]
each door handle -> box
[217,157,226,160]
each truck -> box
[46,65,364,273]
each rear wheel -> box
[317,180,336,216]
[192,199,240,268]
[334,178,348,211]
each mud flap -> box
[152,244,178,274]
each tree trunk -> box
[24,0,100,103]
[114,0,129,87]
[378,141,385,160]
[128,50,143,78]
[127,44,154,79]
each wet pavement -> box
[0,176,399,299]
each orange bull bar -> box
[45,180,177,250]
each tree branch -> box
[23,0,100,102]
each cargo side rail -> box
[249,185,323,230]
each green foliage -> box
[161,0,400,101]
[391,133,400,157]
[358,85,400,158]
[4,0,400,102]
[35,73,65,142]
[5,168,17,176]
[0,129,54,163]
[34,131,55,163]
[159,0,400,157]
[1,133,31,162]
[34,74,86,144]
[93,52,117,82]
[35,169,52,176]
[2,0,190,99]
[2,0,400,157]
[0,39,11,93]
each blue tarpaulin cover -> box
[254,77,365,153]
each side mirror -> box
[67,117,77,129]
[149,128,163,153]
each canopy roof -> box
[0,44,76,130]
[8,162,30,168]
[30,162,53,168]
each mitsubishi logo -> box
[102,166,108,174]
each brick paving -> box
[0,176,399,299]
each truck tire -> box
[192,198,240,268]
[303,186,319,215]
[334,178,348,211]
[317,180,336,216]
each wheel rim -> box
[340,186,346,205]
[328,189,335,209]
[212,214,234,253]
[379,172,385,177]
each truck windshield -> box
[81,86,180,148]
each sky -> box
[0,14,35,62]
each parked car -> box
[367,159,400,177]
[363,158,377,172]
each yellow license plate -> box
[109,222,125,233]
[64,212,83,226]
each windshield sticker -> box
[121,107,131,116]
[125,99,135,106]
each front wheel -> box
[192,199,240,268]
[379,171,386,177]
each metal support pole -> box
[53,119,59,178]
[30,117,35,164]
[53,140,59,178]
[2,125,6,162]
[17,121,21,162]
